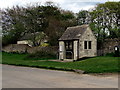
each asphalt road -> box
[2,65,118,88]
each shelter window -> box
[65,41,73,50]
[88,41,92,49]
[84,41,87,49]
[84,41,92,49]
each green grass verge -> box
[2,52,120,73]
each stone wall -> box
[79,27,97,58]
[2,44,29,53]
[97,38,120,56]
[2,38,120,56]
[2,44,59,54]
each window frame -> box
[65,41,73,51]
[88,41,92,49]
[84,41,87,49]
[84,41,92,50]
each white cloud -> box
[0,0,119,13]
[59,2,97,13]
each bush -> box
[25,51,57,60]
[105,52,120,57]
[105,53,115,57]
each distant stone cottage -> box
[58,24,97,61]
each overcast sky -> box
[0,0,119,13]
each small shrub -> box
[105,53,115,57]
[25,51,57,60]
[41,43,49,47]
[105,52,120,57]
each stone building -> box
[58,25,97,61]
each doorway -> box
[65,41,73,59]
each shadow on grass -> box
[74,57,96,62]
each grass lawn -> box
[1,52,120,73]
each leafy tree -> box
[24,6,48,46]
[42,4,76,46]
[2,6,27,46]
[89,1,120,49]
[2,2,76,46]
[2,4,49,46]
[77,10,89,25]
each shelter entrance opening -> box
[65,41,73,59]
